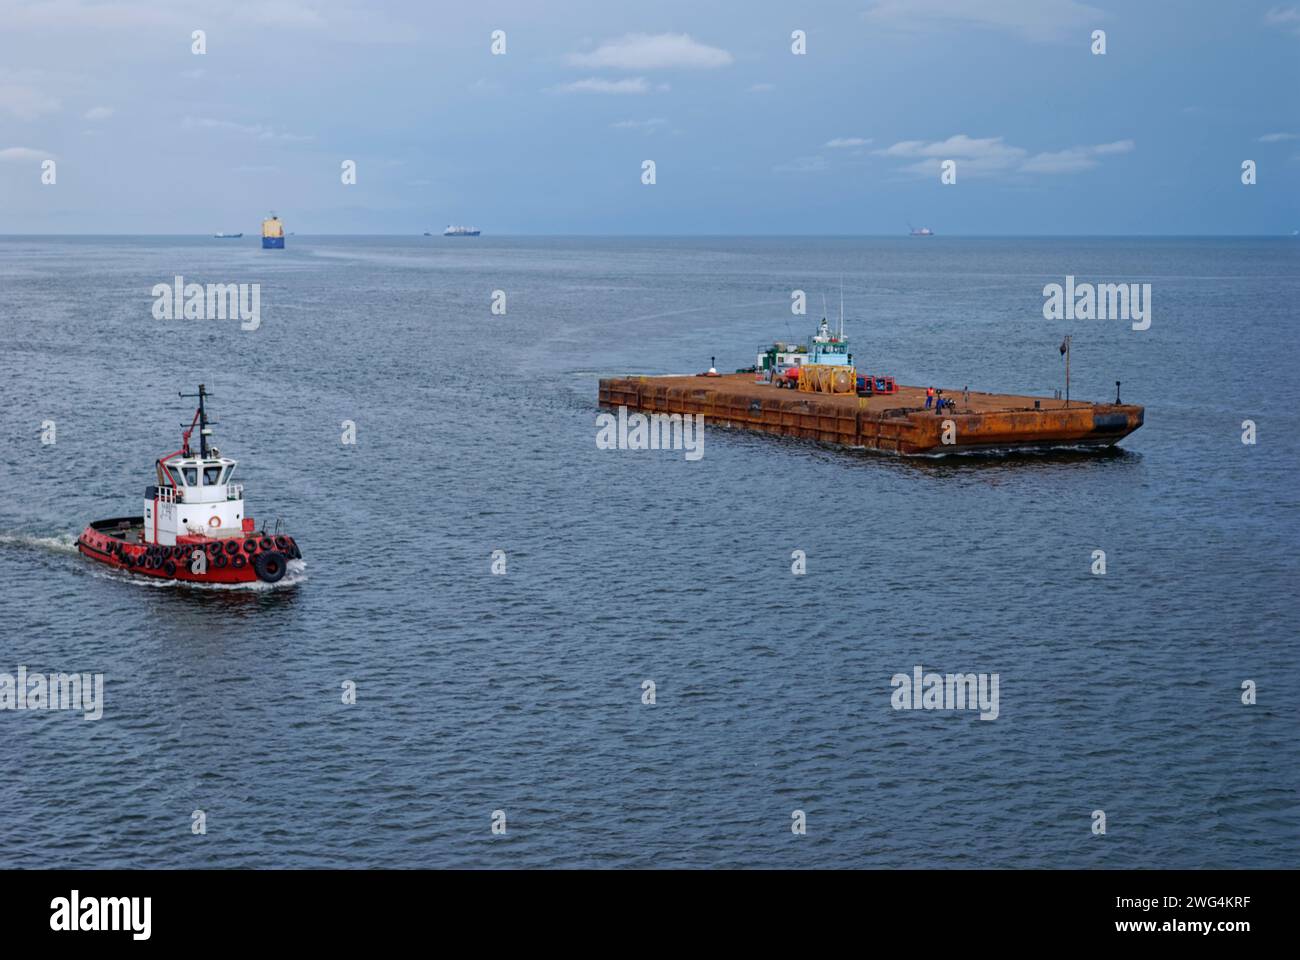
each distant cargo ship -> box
[214,232,243,239]
[261,215,285,249]
[443,225,480,237]
[909,225,934,237]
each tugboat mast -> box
[179,384,216,458]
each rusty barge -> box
[598,374,1144,455]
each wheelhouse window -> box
[182,466,198,486]
[203,464,222,486]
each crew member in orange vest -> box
[925,385,935,409]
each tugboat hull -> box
[77,518,299,585]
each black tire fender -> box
[253,550,287,583]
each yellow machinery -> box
[798,364,857,395]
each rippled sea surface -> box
[1,235,1297,868]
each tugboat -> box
[756,289,856,390]
[76,386,301,585]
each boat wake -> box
[0,531,80,554]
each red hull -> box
[76,522,299,586]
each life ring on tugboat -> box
[208,516,221,528]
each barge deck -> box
[598,374,1143,455]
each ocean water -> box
[1,235,1296,868]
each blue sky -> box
[0,0,1297,234]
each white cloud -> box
[879,134,1132,177]
[183,116,312,141]
[1265,6,1300,34]
[0,84,61,120]
[1258,131,1299,142]
[0,146,53,161]
[879,134,1027,177]
[748,83,775,93]
[84,106,114,121]
[612,118,667,130]
[551,77,652,95]
[1020,139,1134,173]
[569,33,733,70]
[864,0,1103,42]
[825,137,872,148]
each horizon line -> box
[1,232,1297,239]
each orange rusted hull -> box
[598,374,1143,456]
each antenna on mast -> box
[839,277,844,340]
[179,384,218,458]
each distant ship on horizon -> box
[213,232,243,239]
[443,225,480,237]
[908,224,934,237]
[262,214,285,249]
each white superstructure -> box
[145,454,245,546]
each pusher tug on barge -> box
[599,312,1145,456]
[76,385,301,585]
